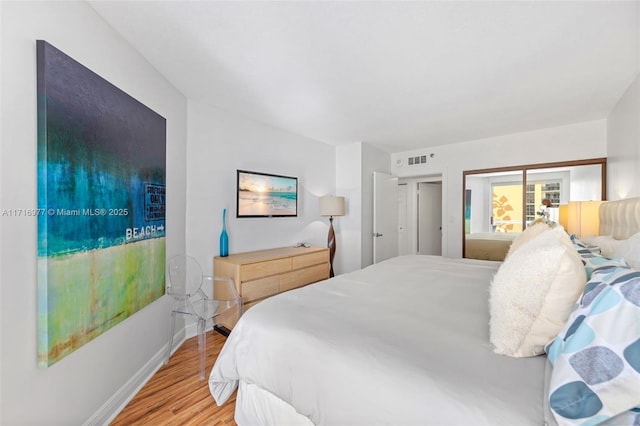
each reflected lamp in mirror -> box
[319,195,345,278]
[560,201,603,238]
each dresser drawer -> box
[241,276,280,302]
[241,258,291,281]
[214,246,329,330]
[292,251,329,269]
[280,263,329,292]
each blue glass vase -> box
[219,208,229,257]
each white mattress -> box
[209,255,547,425]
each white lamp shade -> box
[319,196,345,217]
[565,201,603,238]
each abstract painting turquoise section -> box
[36,40,166,367]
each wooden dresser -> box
[213,246,330,328]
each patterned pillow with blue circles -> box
[570,234,601,254]
[545,265,640,425]
[570,235,627,280]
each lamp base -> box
[328,216,336,277]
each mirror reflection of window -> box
[465,170,523,235]
[462,159,606,260]
[524,179,563,225]
[492,183,523,233]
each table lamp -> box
[561,201,603,238]
[319,195,345,277]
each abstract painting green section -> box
[36,40,167,367]
[37,239,165,366]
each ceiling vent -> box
[407,153,434,165]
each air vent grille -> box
[408,155,427,165]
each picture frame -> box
[236,170,298,218]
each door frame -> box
[417,181,443,255]
[398,174,444,256]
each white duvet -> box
[209,255,547,425]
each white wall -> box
[187,100,336,277]
[0,2,187,424]
[391,119,607,258]
[336,143,362,274]
[608,72,640,200]
[606,3,640,200]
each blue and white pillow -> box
[577,252,627,281]
[570,235,627,280]
[570,234,601,254]
[545,265,640,425]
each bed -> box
[209,198,640,426]
[464,231,519,261]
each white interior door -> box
[418,182,442,255]
[398,184,408,256]
[373,171,398,263]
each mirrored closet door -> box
[462,158,606,259]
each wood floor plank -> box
[111,331,237,425]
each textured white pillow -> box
[489,226,586,357]
[505,221,551,258]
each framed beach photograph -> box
[236,170,298,218]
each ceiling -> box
[89,1,639,153]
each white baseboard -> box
[84,320,219,425]
[185,321,198,339]
[83,327,186,426]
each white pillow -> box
[582,234,623,258]
[612,232,640,269]
[505,221,551,258]
[489,226,586,357]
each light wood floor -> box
[111,331,237,425]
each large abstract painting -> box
[36,41,167,367]
[464,189,471,234]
